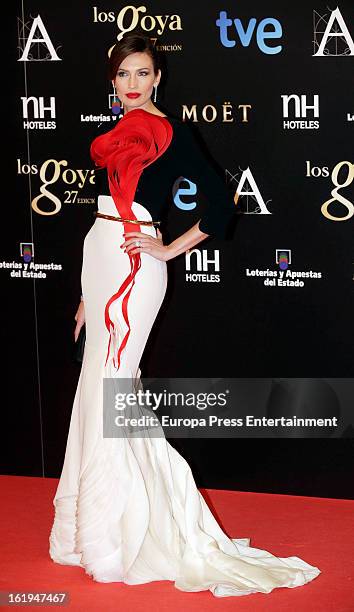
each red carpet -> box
[0,475,353,611]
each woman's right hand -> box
[74,300,85,342]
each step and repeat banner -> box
[4,1,353,494]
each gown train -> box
[49,195,321,597]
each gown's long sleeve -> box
[176,121,238,239]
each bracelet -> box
[80,294,84,301]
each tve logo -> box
[172,176,197,211]
[216,10,282,54]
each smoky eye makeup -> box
[117,70,151,77]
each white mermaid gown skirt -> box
[49,195,321,597]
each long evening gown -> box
[49,109,321,597]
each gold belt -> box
[94,211,161,228]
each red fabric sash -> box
[90,109,173,370]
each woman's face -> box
[112,51,160,109]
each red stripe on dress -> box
[90,109,173,370]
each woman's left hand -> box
[121,228,172,262]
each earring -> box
[110,84,123,117]
[153,84,158,102]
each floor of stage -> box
[0,475,353,611]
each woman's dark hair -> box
[108,31,161,80]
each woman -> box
[49,32,321,597]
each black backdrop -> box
[3,1,353,498]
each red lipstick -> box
[126,93,141,99]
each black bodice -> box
[92,114,237,238]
